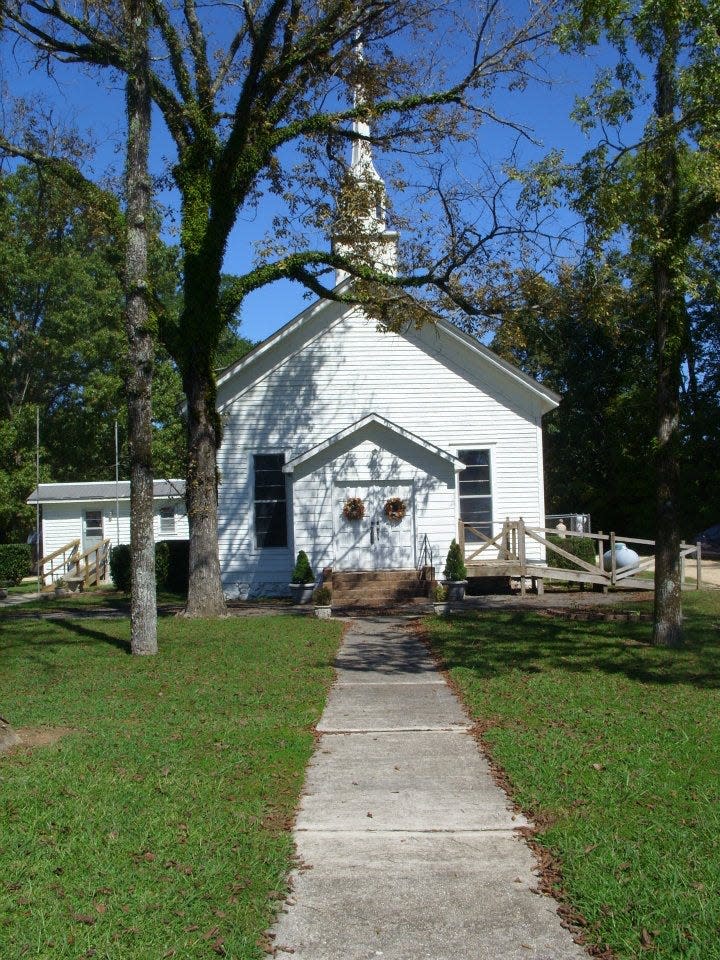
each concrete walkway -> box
[269,617,588,960]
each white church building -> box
[214,121,559,598]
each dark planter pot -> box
[444,580,467,601]
[289,582,315,604]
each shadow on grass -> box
[51,618,132,654]
[0,616,131,655]
[434,605,720,690]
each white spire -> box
[332,38,398,285]
[350,87,383,199]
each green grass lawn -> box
[0,615,342,959]
[5,581,43,595]
[426,591,720,960]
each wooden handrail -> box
[38,538,80,586]
[68,539,111,587]
[459,519,707,592]
[39,539,80,567]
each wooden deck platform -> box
[466,561,654,591]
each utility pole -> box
[114,419,121,545]
[36,407,40,594]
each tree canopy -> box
[0,164,255,542]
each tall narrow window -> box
[458,449,492,541]
[254,454,287,548]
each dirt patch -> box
[1,726,75,756]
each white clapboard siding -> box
[217,303,553,597]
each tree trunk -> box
[652,23,683,648]
[124,0,157,655]
[183,364,227,617]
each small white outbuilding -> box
[26,480,187,572]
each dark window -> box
[458,449,492,541]
[254,454,287,548]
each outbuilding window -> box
[458,449,492,541]
[84,510,103,543]
[254,454,287,548]
[159,506,176,534]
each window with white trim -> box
[84,510,103,541]
[159,505,176,534]
[458,449,492,541]
[254,454,288,548]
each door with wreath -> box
[334,481,415,570]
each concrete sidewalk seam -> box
[318,725,473,734]
[295,828,523,836]
[334,680,446,686]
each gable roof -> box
[216,279,560,412]
[283,413,466,474]
[26,480,186,505]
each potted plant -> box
[289,550,315,604]
[431,583,450,616]
[312,585,332,619]
[443,539,468,601]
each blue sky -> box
[0,19,622,344]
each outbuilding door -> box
[334,482,415,571]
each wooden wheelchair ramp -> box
[460,520,704,595]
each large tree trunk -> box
[124,0,157,655]
[183,364,227,618]
[652,22,683,648]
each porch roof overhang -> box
[282,414,466,474]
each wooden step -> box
[331,570,428,605]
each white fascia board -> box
[29,496,132,505]
[283,413,466,473]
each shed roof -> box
[26,480,186,504]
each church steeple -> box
[332,55,398,286]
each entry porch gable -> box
[285,414,463,574]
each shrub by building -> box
[0,544,31,586]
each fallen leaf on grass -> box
[640,928,654,949]
[94,902,106,914]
